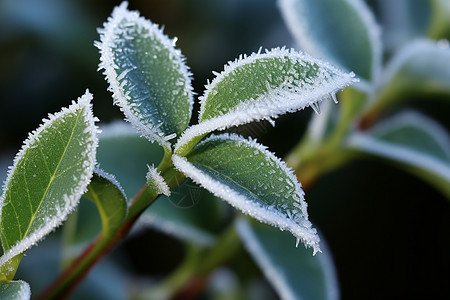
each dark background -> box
[1,0,449,299]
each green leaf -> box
[374,39,450,111]
[278,0,381,82]
[377,0,431,50]
[84,169,127,239]
[97,121,227,246]
[97,2,194,150]
[173,133,320,253]
[0,280,31,300]
[237,218,339,300]
[175,47,355,155]
[0,90,98,278]
[348,111,450,198]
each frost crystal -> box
[173,133,321,253]
[146,165,171,197]
[175,47,356,153]
[278,0,381,85]
[0,90,98,267]
[97,2,194,150]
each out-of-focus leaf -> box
[0,91,98,280]
[373,39,450,112]
[237,218,339,300]
[377,0,431,50]
[97,121,164,199]
[139,179,228,247]
[97,2,194,150]
[278,0,381,83]
[97,121,227,246]
[0,280,31,300]
[173,133,320,253]
[175,47,355,155]
[348,111,450,198]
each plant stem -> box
[38,159,186,300]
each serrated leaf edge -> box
[96,1,194,149]
[173,133,320,253]
[0,90,98,267]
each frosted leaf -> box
[97,2,194,150]
[175,47,355,155]
[173,133,320,253]
[84,168,128,239]
[278,0,381,83]
[237,219,339,300]
[0,280,31,300]
[146,165,171,197]
[377,39,450,100]
[0,90,98,270]
[347,111,450,196]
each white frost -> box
[97,2,194,150]
[146,165,171,197]
[175,47,355,153]
[173,133,320,253]
[0,90,98,267]
[278,0,381,86]
[93,167,127,202]
[0,280,31,300]
[236,218,339,300]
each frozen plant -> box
[0,2,355,299]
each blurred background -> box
[0,0,449,299]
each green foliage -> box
[0,280,30,300]
[1,0,449,299]
[0,91,98,281]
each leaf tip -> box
[146,165,171,197]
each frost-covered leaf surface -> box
[377,39,450,105]
[175,47,355,154]
[97,2,193,149]
[348,111,450,197]
[97,122,226,246]
[173,133,320,253]
[84,169,127,239]
[237,218,339,300]
[0,280,31,300]
[0,91,98,274]
[278,0,380,82]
